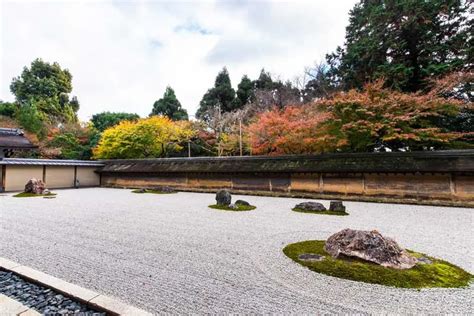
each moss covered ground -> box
[209,204,256,211]
[13,192,57,198]
[292,207,349,216]
[283,240,472,288]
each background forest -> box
[1,0,472,159]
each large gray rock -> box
[329,201,346,212]
[324,228,417,269]
[294,202,326,212]
[24,178,47,195]
[216,189,231,206]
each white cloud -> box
[0,0,357,121]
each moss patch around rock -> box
[131,189,176,194]
[13,192,57,198]
[209,204,256,211]
[292,207,349,216]
[283,240,473,288]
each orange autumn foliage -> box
[247,105,332,155]
[248,78,471,155]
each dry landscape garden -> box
[1,0,473,315]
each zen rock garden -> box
[284,228,472,288]
[13,178,56,198]
[293,200,348,215]
[209,189,256,211]
[2,188,472,314]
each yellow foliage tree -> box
[93,116,195,159]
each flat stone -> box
[11,265,100,302]
[0,257,22,270]
[89,295,152,316]
[417,257,433,264]
[298,254,325,262]
[0,294,30,315]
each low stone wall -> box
[98,151,474,207]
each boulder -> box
[324,228,417,269]
[216,189,231,206]
[24,178,46,195]
[329,201,346,212]
[137,188,147,193]
[151,186,175,193]
[294,201,326,212]
[235,199,250,206]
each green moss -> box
[292,207,349,216]
[13,192,57,198]
[283,240,473,288]
[209,204,256,211]
[131,189,176,194]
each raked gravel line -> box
[1,188,472,314]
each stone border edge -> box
[0,257,152,316]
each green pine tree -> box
[232,75,255,109]
[326,0,472,92]
[151,86,188,120]
[196,67,236,119]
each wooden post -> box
[74,166,78,188]
[239,118,243,156]
[1,165,6,192]
[42,165,46,183]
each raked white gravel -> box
[1,188,472,314]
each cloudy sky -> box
[1,0,357,121]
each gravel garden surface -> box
[1,188,472,314]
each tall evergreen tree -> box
[196,67,236,119]
[232,75,255,109]
[151,86,188,120]
[326,0,472,92]
[254,69,275,90]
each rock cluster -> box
[324,228,417,269]
[0,271,104,315]
[151,186,175,193]
[24,178,47,194]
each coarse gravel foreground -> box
[1,188,473,314]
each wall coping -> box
[0,158,104,167]
[98,150,474,174]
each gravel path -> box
[1,188,472,314]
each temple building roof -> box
[0,128,37,157]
